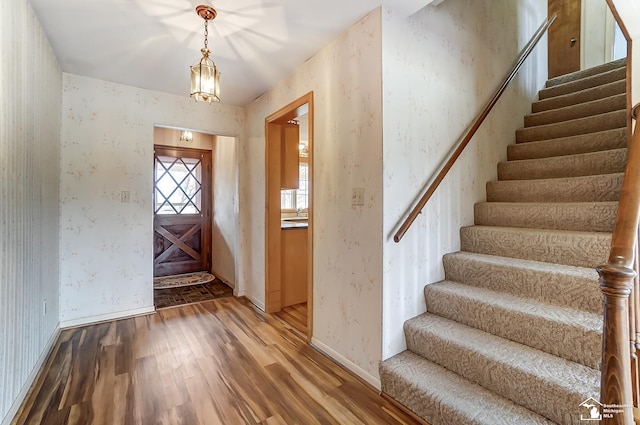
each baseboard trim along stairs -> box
[380,57,628,425]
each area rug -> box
[154,280,233,310]
[153,271,215,289]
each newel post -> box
[598,261,636,425]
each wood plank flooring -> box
[12,297,421,425]
[274,302,308,336]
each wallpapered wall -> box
[212,136,238,286]
[0,0,61,422]
[59,74,244,326]
[381,0,548,358]
[243,9,384,386]
[583,0,621,70]
[610,0,639,105]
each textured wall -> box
[242,9,384,385]
[381,0,548,358]
[609,0,639,105]
[59,74,244,325]
[0,0,61,422]
[212,136,238,286]
[582,0,618,69]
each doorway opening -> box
[265,92,314,341]
[152,127,237,309]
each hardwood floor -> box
[12,297,421,425]
[274,302,308,336]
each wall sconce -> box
[179,130,193,143]
[190,5,221,103]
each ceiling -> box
[29,0,431,107]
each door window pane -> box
[154,155,202,214]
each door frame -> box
[264,92,314,341]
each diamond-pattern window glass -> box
[154,155,202,215]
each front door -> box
[153,146,212,277]
[548,0,581,78]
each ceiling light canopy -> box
[190,5,220,103]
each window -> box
[154,155,202,214]
[281,162,308,210]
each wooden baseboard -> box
[381,392,431,425]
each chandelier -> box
[190,5,220,103]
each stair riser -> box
[524,94,625,127]
[508,128,627,160]
[404,315,599,425]
[425,283,602,369]
[498,148,627,180]
[516,111,626,143]
[486,174,623,203]
[460,226,611,268]
[474,202,617,233]
[443,252,602,313]
[546,58,626,87]
[532,80,626,113]
[539,67,626,100]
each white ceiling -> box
[29,0,431,107]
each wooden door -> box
[548,0,581,78]
[154,146,212,277]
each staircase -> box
[380,58,628,425]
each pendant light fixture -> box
[190,5,220,103]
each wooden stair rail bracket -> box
[393,15,556,243]
[598,103,640,425]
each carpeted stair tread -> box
[424,281,602,369]
[443,251,601,313]
[508,128,627,160]
[380,351,556,425]
[539,67,626,100]
[486,173,623,203]
[474,201,617,232]
[532,79,626,113]
[516,110,626,143]
[546,58,626,87]
[460,225,611,268]
[524,93,625,127]
[404,313,599,425]
[497,148,627,180]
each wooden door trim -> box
[265,91,314,342]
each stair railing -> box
[598,103,640,425]
[393,14,556,243]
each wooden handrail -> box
[598,103,640,425]
[609,104,640,267]
[393,14,556,243]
